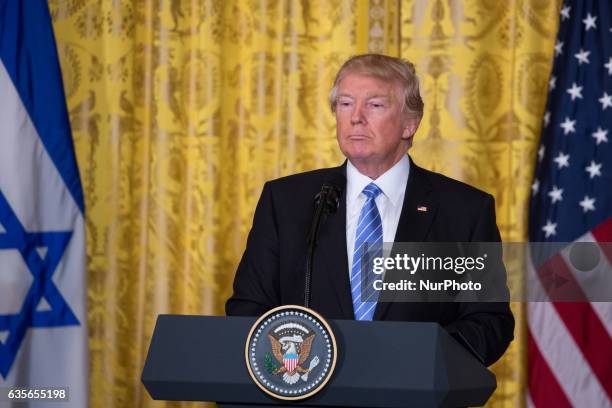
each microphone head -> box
[314,173,345,214]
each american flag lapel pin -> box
[417,205,428,212]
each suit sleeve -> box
[444,194,515,366]
[225,182,281,316]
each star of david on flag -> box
[0,0,89,406]
[0,192,79,377]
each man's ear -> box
[401,116,420,140]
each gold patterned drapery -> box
[49,1,559,407]
[401,1,560,405]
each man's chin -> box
[343,151,373,163]
[339,144,374,161]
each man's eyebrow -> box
[336,93,391,99]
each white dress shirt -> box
[345,155,410,277]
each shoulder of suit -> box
[415,164,494,204]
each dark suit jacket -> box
[226,158,514,366]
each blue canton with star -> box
[529,1,612,244]
[0,191,79,379]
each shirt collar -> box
[346,155,410,207]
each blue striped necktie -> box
[351,183,383,321]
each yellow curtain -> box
[400,1,560,406]
[49,1,559,407]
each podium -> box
[142,315,496,407]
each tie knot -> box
[362,183,382,199]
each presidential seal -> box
[245,305,337,400]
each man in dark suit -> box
[226,54,514,366]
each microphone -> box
[304,175,344,308]
[313,184,341,214]
[308,183,341,241]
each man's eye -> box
[339,101,352,107]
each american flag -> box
[528,1,612,407]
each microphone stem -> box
[305,189,329,308]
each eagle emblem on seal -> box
[266,322,320,384]
[246,305,337,400]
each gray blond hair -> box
[329,54,424,119]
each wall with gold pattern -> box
[49,1,559,407]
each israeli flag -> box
[0,1,88,406]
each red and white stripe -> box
[284,357,298,373]
[528,218,612,407]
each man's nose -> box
[350,102,366,125]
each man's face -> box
[335,73,417,176]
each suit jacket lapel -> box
[317,164,354,319]
[393,160,437,243]
[374,159,438,320]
